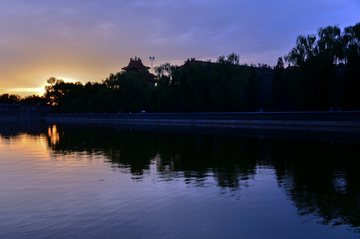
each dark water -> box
[1,121,360,238]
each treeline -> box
[275,22,360,110]
[38,53,264,113]
[0,94,47,104]
[1,22,359,112]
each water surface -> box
[0,122,359,238]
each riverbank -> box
[45,111,360,128]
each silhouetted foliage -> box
[282,22,360,110]
[271,57,296,110]
[0,94,21,104]
[244,65,260,111]
[150,53,250,112]
[341,23,360,110]
[20,95,47,104]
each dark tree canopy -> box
[282,22,360,110]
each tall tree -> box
[284,25,347,110]
[341,23,360,110]
[211,53,249,111]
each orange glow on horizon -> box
[6,87,45,97]
[2,78,87,98]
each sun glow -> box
[60,78,81,84]
[7,87,45,97]
[4,78,84,97]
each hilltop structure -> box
[122,56,154,85]
[122,56,150,73]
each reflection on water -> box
[273,140,360,228]
[48,125,60,145]
[46,124,261,190]
[1,121,360,238]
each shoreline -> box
[2,111,360,130]
[2,115,360,143]
[43,111,360,129]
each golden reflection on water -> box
[0,134,49,159]
[48,125,60,145]
[0,131,107,165]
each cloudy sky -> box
[0,0,359,97]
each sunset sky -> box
[0,0,359,97]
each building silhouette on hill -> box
[122,56,150,73]
[122,56,155,86]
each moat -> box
[1,121,359,238]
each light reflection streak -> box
[48,125,60,145]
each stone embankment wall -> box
[45,112,360,128]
